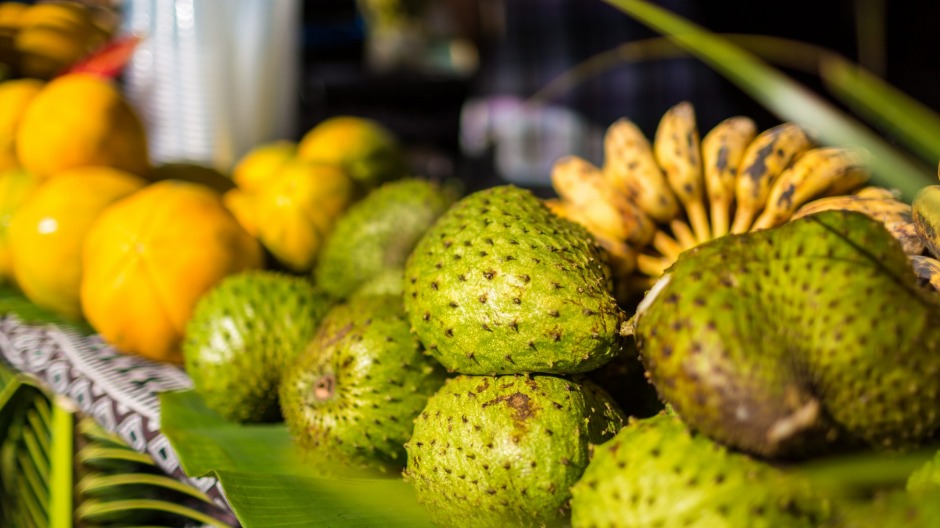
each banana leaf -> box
[602,0,934,199]
[159,390,435,527]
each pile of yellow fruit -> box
[0,1,117,79]
[0,66,407,364]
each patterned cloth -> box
[0,314,240,526]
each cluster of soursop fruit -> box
[179,105,940,527]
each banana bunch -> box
[548,101,925,299]
[0,1,116,80]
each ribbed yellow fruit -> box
[253,160,354,273]
[16,73,149,179]
[81,181,264,363]
[0,168,40,283]
[8,167,145,319]
[0,79,45,172]
[232,140,296,192]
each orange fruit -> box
[254,160,354,273]
[0,168,41,283]
[296,116,406,192]
[16,73,150,179]
[8,167,146,319]
[232,140,296,192]
[81,181,264,363]
[222,187,260,237]
[0,79,45,172]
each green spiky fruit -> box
[183,271,332,423]
[404,374,626,527]
[279,295,446,471]
[630,210,940,458]
[315,178,455,299]
[908,450,940,494]
[829,490,940,528]
[571,414,830,528]
[404,185,624,375]
[350,267,404,298]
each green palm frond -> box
[0,364,234,527]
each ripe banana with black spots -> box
[603,118,679,223]
[793,194,924,255]
[702,116,756,238]
[912,185,940,260]
[751,147,870,231]
[730,123,811,234]
[911,255,940,293]
[654,102,710,242]
[551,155,655,246]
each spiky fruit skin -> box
[829,490,940,528]
[633,211,940,458]
[315,179,455,299]
[571,414,830,528]
[350,267,404,298]
[279,295,446,471]
[908,450,940,494]
[183,272,331,423]
[404,374,626,528]
[404,185,624,374]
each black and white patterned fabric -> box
[0,314,239,526]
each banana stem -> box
[669,219,698,251]
[637,253,673,277]
[684,200,711,242]
[651,230,684,262]
[730,205,756,234]
[710,200,731,238]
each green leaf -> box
[603,0,934,199]
[216,469,434,527]
[159,390,435,527]
[820,57,940,168]
[0,284,94,335]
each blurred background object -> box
[5,0,935,191]
[121,0,300,171]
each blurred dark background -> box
[299,0,940,193]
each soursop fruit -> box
[404,185,624,375]
[404,374,626,528]
[628,210,940,458]
[570,413,830,528]
[828,490,940,528]
[350,267,404,298]
[279,295,446,471]
[183,271,332,423]
[315,178,455,299]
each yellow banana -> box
[545,198,637,277]
[911,255,940,293]
[854,186,899,200]
[730,123,811,234]
[637,253,673,278]
[654,101,710,243]
[550,155,654,246]
[651,230,683,263]
[751,147,870,231]
[912,184,940,260]
[701,116,757,238]
[793,195,923,255]
[669,219,698,252]
[603,118,679,223]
